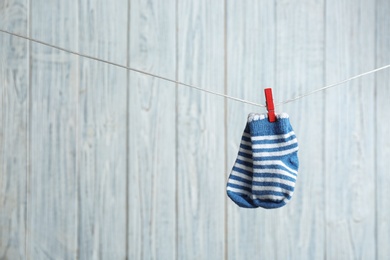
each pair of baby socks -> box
[227,113,299,209]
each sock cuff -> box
[248,113,293,136]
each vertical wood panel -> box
[77,1,128,259]
[29,2,79,258]
[0,0,28,258]
[128,0,177,258]
[275,1,325,258]
[376,0,390,258]
[177,1,225,259]
[226,1,276,258]
[325,0,376,258]
[1,0,388,258]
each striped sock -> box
[227,113,299,209]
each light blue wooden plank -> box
[376,0,390,258]
[77,1,128,259]
[227,1,326,258]
[325,0,376,258]
[0,0,28,258]
[29,2,79,258]
[128,0,177,258]
[226,1,276,258]
[274,1,325,258]
[2,0,386,259]
[177,1,225,259]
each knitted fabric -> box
[227,113,299,209]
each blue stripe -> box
[252,199,287,206]
[252,142,298,153]
[232,166,252,176]
[236,159,297,177]
[241,135,251,142]
[249,117,293,136]
[252,173,296,182]
[252,190,291,199]
[240,143,252,151]
[236,159,253,167]
[238,151,252,159]
[227,183,251,192]
[252,181,294,191]
[251,135,296,145]
[229,175,252,185]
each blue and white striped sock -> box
[227,113,299,209]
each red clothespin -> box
[264,88,276,122]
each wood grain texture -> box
[376,0,390,258]
[0,0,28,259]
[2,0,390,258]
[176,0,225,259]
[226,1,276,259]
[325,0,376,258]
[29,2,79,259]
[227,2,326,259]
[77,1,128,259]
[274,1,325,258]
[127,0,177,259]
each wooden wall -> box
[1,0,389,259]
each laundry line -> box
[1,29,389,107]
